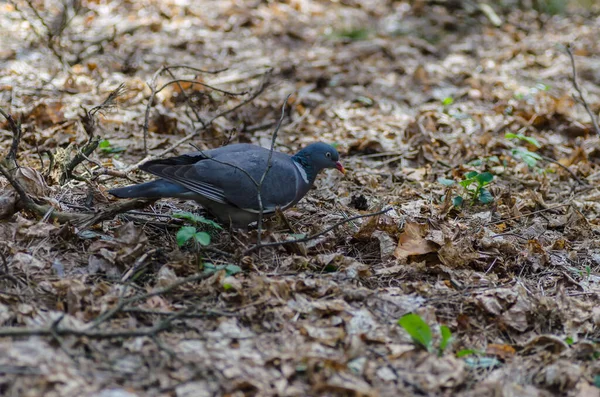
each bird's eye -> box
[325,152,332,159]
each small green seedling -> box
[398,313,432,351]
[505,132,543,169]
[438,171,494,206]
[442,97,454,106]
[398,313,453,355]
[99,139,125,154]
[459,171,494,204]
[176,226,211,247]
[173,211,222,248]
[439,325,453,355]
[202,263,242,276]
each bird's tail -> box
[109,179,189,199]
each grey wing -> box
[193,151,301,212]
[142,162,230,204]
[141,147,301,212]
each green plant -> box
[202,263,241,276]
[173,211,222,248]
[176,226,211,247]
[506,132,543,169]
[99,139,125,154]
[398,313,453,355]
[331,27,371,41]
[442,97,454,106]
[438,171,494,206]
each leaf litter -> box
[2,0,600,396]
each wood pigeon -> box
[109,142,345,228]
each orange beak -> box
[335,161,346,175]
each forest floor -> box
[2,1,600,396]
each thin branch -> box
[256,94,291,245]
[0,108,20,168]
[487,203,571,225]
[142,65,230,155]
[129,68,271,172]
[566,43,600,137]
[243,208,393,256]
[540,155,586,186]
[89,272,215,329]
[0,307,194,339]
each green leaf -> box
[456,349,476,358]
[505,132,541,148]
[194,231,211,246]
[223,283,233,291]
[202,263,242,276]
[565,336,574,346]
[437,177,455,186]
[176,226,197,247]
[594,374,600,388]
[439,325,452,354]
[173,212,223,230]
[99,139,125,153]
[478,188,494,204]
[224,264,242,275]
[398,313,433,351]
[459,179,473,189]
[442,97,454,106]
[475,172,494,185]
[464,171,478,179]
[452,196,464,207]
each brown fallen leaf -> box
[486,343,516,360]
[393,222,439,261]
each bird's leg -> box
[275,207,295,233]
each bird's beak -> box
[335,161,346,175]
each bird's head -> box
[292,142,346,179]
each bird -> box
[109,142,346,228]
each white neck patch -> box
[293,160,310,184]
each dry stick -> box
[89,272,214,329]
[0,108,20,167]
[566,44,600,137]
[540,154,585,186]
[0,157,152,226]
[61,84,125,183]
[142,65,233,155]
[165,70,206,130]
[129,69,272,173]
[243,207,393,256]
[256,94,291,245]
[12,0,65,65]
[487,203,571,225]
[0,306,194,339]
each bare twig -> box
[0,107,21,168]
[256,94,291,245]
[129,68,271,172]
[89,272,215,329]
[243,207,393,256]
[60,84,127,184]
[142,65,231,155]
[487,203,570,225]
[540,155,586,186]
[0,306,194,339]
[566,44,600,136]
